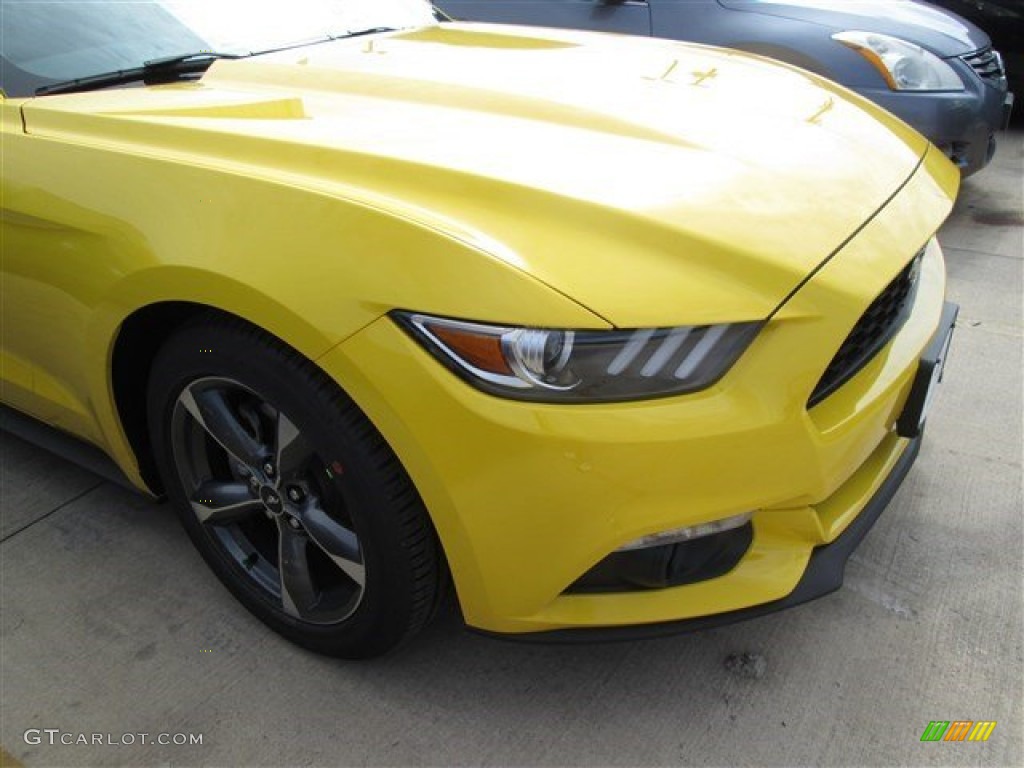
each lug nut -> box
[263,462,275,477]
[249,475,260,489]
[288,517,302,530]
[286,486,305,503]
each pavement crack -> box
[940,447,1021,469]
[954,318,1023,338]
[944,245,1024,262]
[0,481,106,543]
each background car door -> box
[438,0,653,36]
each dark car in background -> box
[925,0,1023,111]
[437,0,1015,175]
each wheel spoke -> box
[277,522,318,619]
[190,480,263,525]
[180,387,265,469]
[302,502,366,587]
[274,410,310,480]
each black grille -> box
[808,252,922,408]
[962,48,1006,84]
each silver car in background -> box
[436,0,1014,176]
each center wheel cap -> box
[260,486,285,516]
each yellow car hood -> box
[22,23,935,327]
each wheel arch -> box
[110,300,212,494]
[108,296,339,495]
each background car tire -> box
[147,316,445,658]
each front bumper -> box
[487,300,958,642]
[489,435,923,642]
[859,59,1011,177]
[318,150,957,635]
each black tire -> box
[147,316,444,658]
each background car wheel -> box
[147,316,444,658]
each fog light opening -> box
[617,512,753,552]
[937,141,969,169]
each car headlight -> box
[393,312,763,403]
[833,31,963,92]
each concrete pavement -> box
[1,133,1021,767]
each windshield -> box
[1,0,440,96]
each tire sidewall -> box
[147,321,429,657]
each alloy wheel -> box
[170,376,365,624]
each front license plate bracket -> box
[896,302,959,439]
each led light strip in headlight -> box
[393,312,763,403]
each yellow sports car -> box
[1,0,959,658]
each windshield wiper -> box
[35,51,245,97]
[35,29,401,97]
[338,27,397,39]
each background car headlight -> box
[393,312,763,403]
[833,31,963,92]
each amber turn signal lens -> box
[427,323,512,375]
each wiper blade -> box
[34,30,400,97]
[143,51,245,68]
[338,27,397,39]
[35,51,245,97]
